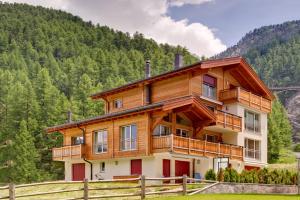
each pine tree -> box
[11,120,40,183]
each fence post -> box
[182,175,187,196]
[140,175,146,199]
[9,183,15,200]
[84,178,89,200]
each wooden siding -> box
[152,135,243,161]
[152,74,189,103]
[106,87,144,113]
[219,87,272,113]
[54,114,149,161]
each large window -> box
[202,74,217,99]
[245,138,260,160]
[153,125,170,136]
[121,124,137,151]
[94,130,108,154]
[244,110,260,133]
[176,128,189,138]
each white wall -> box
[223,103,268,167]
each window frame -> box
[244,110,260,134]
[244,138,261,160]
[100,162,105,173]
[113,98,123,109]
[120,124,137,151]
[93,129,108,154]
[153,124,171,136]
[202,74,217,100]
[176,128,190,138]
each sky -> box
[4,0,300,57]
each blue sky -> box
[5,0,300,56]
[169,0,300,46]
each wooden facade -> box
[48,57,274,163]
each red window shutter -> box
[203,75,216,86]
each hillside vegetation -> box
[0,2,197,183]
[0,2,292,183]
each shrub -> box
[294,143,300,152]
[205,169,216,181]
[217,168,224,182]
[223,169,230,182]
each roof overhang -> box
[90,56,274,101]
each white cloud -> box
[4,0,226,56]
[168,0,212,7]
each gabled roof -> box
[46,95,216,133]
[91,56,274,100]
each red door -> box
[131,159,142,175]
[175,160,190,181]
[163,159,171,183]
[72,163,85,181]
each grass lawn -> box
[150,194,300,200]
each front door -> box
[163,159,171,183]
[175,160,190,177]
[72,163,85,181]
[131,159,142,175]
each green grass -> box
[149,194,300,200]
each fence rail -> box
[0,176,216,200]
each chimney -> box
[174,53,183,69]
[67,110,72,123]
[145,59,151,78]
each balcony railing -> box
[52,144,83,161]
[215,110,242,132]
[152,135,243,161]
[219,87,272,113]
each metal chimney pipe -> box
[67,110,72,123]
[174,53,183,69]
[145,59,151,78]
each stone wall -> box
[199,182,297,195]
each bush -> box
[294,143,300,152]
[217,168,224,182]
[204,168,297,185]
[205,169,216,181]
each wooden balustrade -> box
[215,110,242,132]
[52,144,83,161]
[219,87,272,113]
[152,135,243,161]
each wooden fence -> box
[0,176,216,200]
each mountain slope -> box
[0,2,198,183]
[218,20,300,142]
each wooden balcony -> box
[52,144,83,161]
[212,110,242,132]
[219,87,272,113]
[152,135,243,161]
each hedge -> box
[204,168,297,185]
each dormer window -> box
[203,74,217,99]
[113,99,123,109]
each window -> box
[244,110,260,133]
[176,115,191,126]
[71,136,84,145]
[153,125,171,136]
[113,99,122,109]
[121,124,137,151]
[100,162,105,172]
[214,157,229,172]
[245,138,261,160]
[205,134,217,143]
[202,74,217,99]
[94,130,108,153]
[176,128,189,137]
